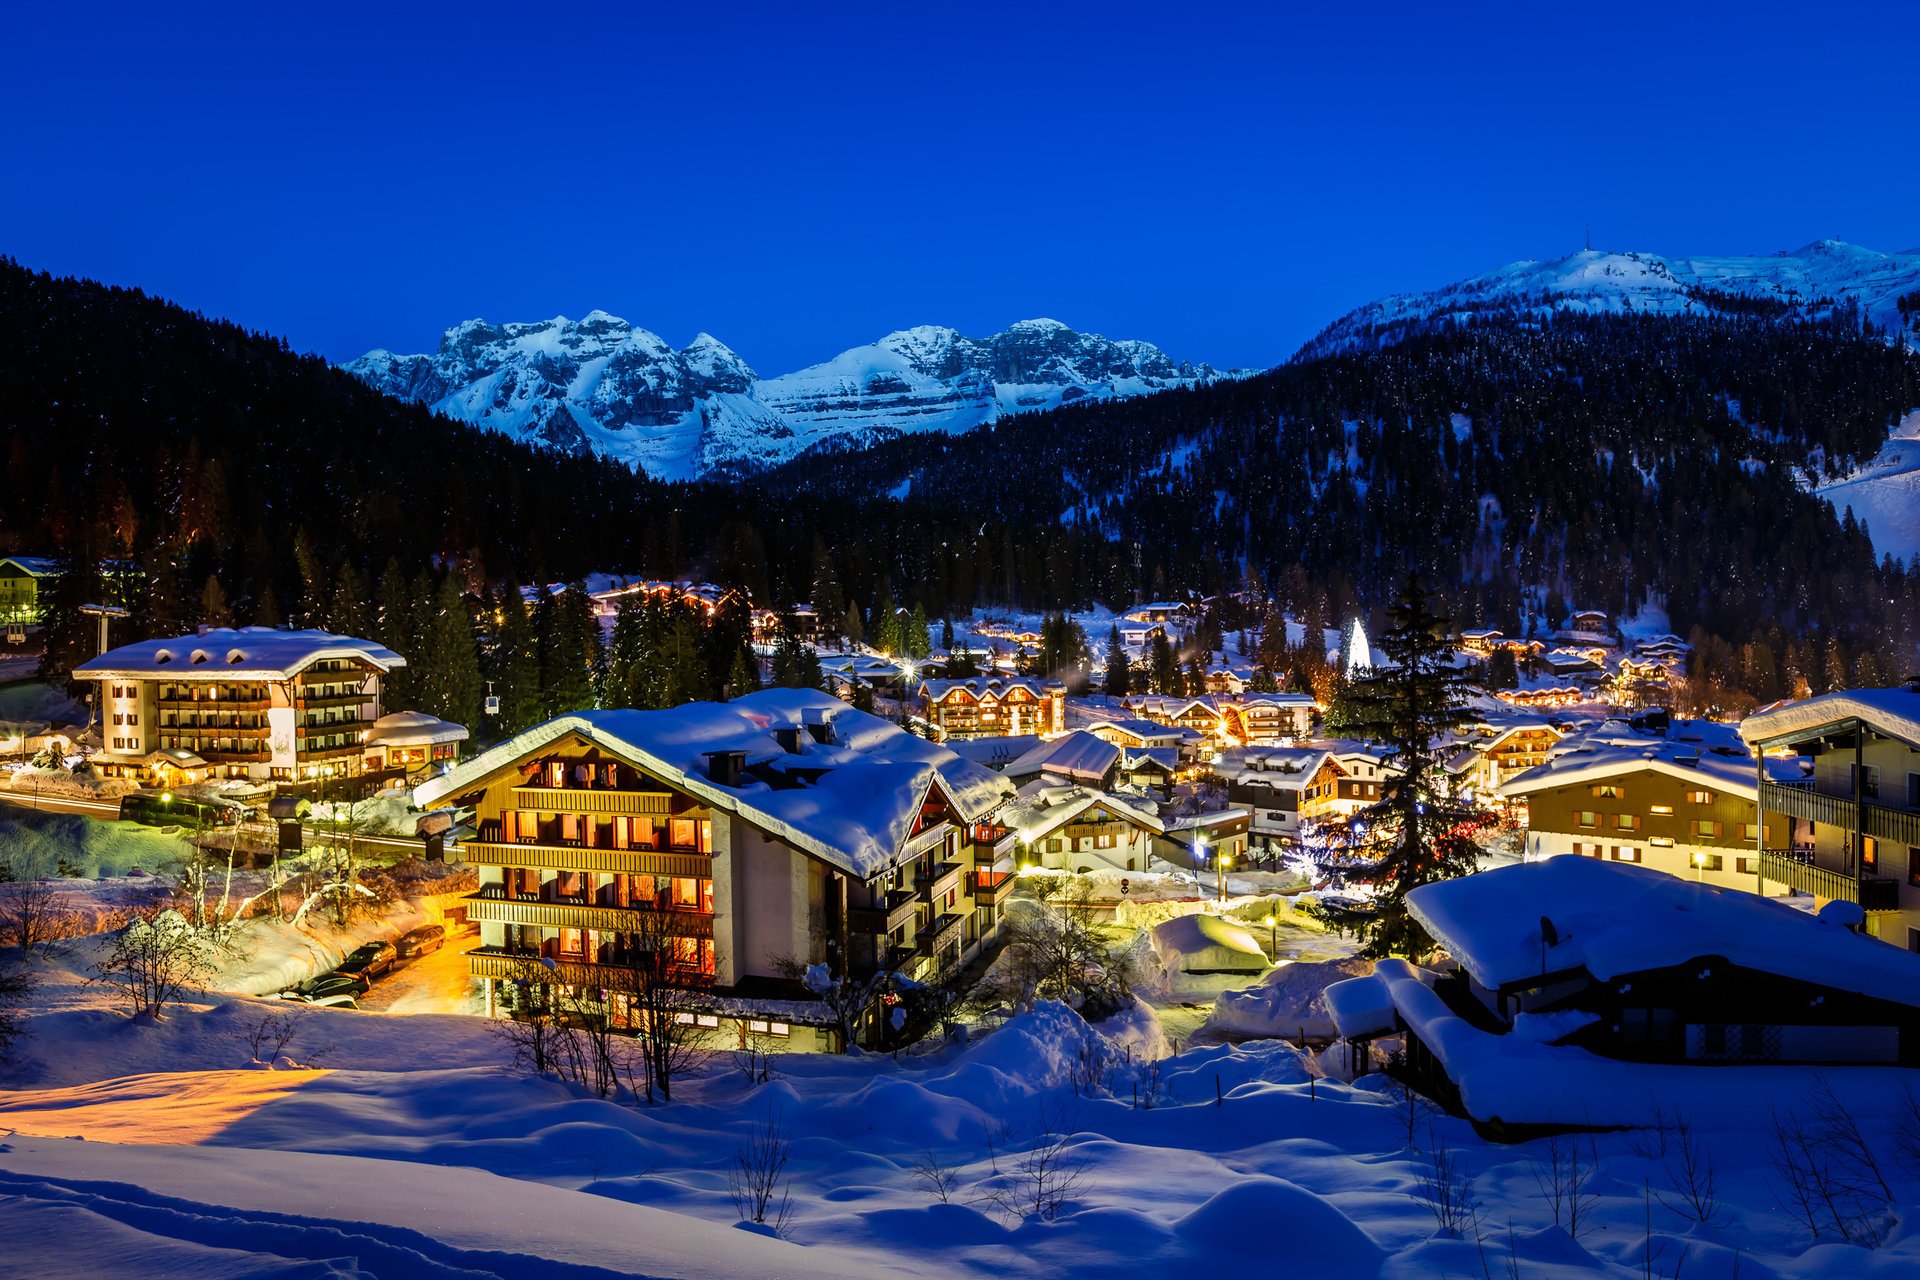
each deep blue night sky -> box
[5,2,1916,375]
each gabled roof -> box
[921,676,1060,702]
[0,555,59,577]
[1004,731,1121,784]
[417,688,1012,880]
[1408,857,1920,1009]
[1497,718,1797,800]
[75,627,405,681]
[1214,745,1341,789]
[1001,783,1164,844]
[1740,686,1920,752]
[367,711,470,747]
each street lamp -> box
[1692,850,1707,882]
[1263,911,1277,956]
[1218,848,1232,903]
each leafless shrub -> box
[1530,1133,1600,1241]
[1394,1074,1429,1151]
[1894,1085,1920,1174]
[733,1035,781,1086]
[984,1119,1019,1175]
[910,1149,963,1204]
[234,1005,305,1064]
[983,1103,1086,1223]
[1649,1111,1723,1227]
[0,878,68,956]
[1768,1103,1889,1247]
[1806,1076,1893,1203]
[1418,1119,1479,1236]
[1639,1178,1691,1279]
[0,954,33,1066]
[729,1107,795,1236]
[89,909,215,1020]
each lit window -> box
[1650,804,1674,816]
[1649,836,1674,848]
[1687,790,1715,805]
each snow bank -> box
[1211,956,1376,1040]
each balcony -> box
[915,860,962,903]
[849,889,917,935]
[1757,849,1902,912]
[903,821,955,860]
[510,785,675,816]
[459,840,711,877]
[466,890,715,937]
[1760,781,1920,849]
[466,946,715,990]
[158,696,271,711]
[969,869,1016,907]
[929,911,965,953]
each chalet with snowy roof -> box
[0,555,58,625]
[1000,782,1163,874]
[1215,746,1347,849]
[1498,717,1795,893]
[1496,685,1585,710]
[1742,684,1920,949]
[1567,608,1609,635]
[1451,717,1566,796]
[1083,718,1186,752]
[1220,693,1317,744]
[416,689,1018,1051]
[1123,694,1229,741]
[1157,805,1251,869]
[1002,730,1121,789]
[917,675,1065,741]
[73,627,438,785]
[1404,858,1920,1070]
[1460,628,1502,654]
[361,711,469,776]
[942,734,1041,771]
[1117,747,1178,797]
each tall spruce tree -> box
[417,573,483,728]
[329,561,371,638]
[1103,624,1131,696]
[491,586,544,733]
[1335,575,1481,958]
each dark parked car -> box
[334,941,397,982]
[297,973,368,1004]
[396,924,445,959]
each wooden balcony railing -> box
[510,786,675,816]
[903,822,955,860]
[1757,849,1902,912]
[969,870,1015,907]
[916,860,962,903]
[1759,781,1920,849]
[849,889,917,935]
[466,892,715,937]
[466,947,716,989]
[458,840,710,877]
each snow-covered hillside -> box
[1300,240,1920,359]
[1817,409,1920,563]
[346,316,1228,479]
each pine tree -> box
[905,603,932,660]
[374,559,418,709]
[940,616,955,653]
[329,561,371,638]
[810,545,844,641]
[417,573,483,728]
[1147,631,1179,694]
[1103,624,1132,696]
[198,574,232,628]
[843,600,864,648]
[492,586,544,732]
[725,646,760,698]
[606,594,646,706]
[1334,575,1480,958]
[291,528,326,627]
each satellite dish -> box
[1539,915,1560,947]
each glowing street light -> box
[1263,910,1278,956]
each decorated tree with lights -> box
[1335,575,1484,958]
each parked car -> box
[298,972,369,1003]
[335,941,397,981]
[396,924,445,959]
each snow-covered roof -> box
[0,555,59,577]
[366,711,470,747]
[1147,913,1268,973]
[1740,686,1920,751]
[943,735,1041,770]
[1004,731,1119,784]
[416,689,1012,880]
[1407,858,1920,1008]
[921,676,1061,701]
[1236,693,1318,710]
[75,628,406,681]
[1000,783,1163,845]
[144,747,208,767]
[1085,718,1182,743]
[1496,717,1794,800]
[1213,745,1336,788]
[1121,747,1179,773]
[1324,958,1424,1038]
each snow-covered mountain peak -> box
[1300,241,1920,359]
[345,314,1227,479]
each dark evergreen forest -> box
[5,257,1916,717]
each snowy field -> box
[2,824,1918,1277]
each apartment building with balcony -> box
[1742,686,1920,950]
[415,689,1017,1051]
[74,627,412,784]
[918,676,1066,741]
[1499,718,1796,894]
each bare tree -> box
[0,877,65,956]
[733,1034,781,1085]
[729,1107,795,1236]
[1768,1103,1889,1247]
[910,1149,962,1204]
[91,908,215,1020]
[1649,1110,1723,1227]
[1530,1133,1600,1241]
[773,955,883,1053]
[1418,1120,1479,1236]
[0,954,34,1066]
[232,1004,312,1065]
[970,875,1131,1018]
[490,954,580,1077]
[602,914,715,1102]
[983,1102,1086,1223]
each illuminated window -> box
[1590,784,1624,799]
[1576,810,1598,828]
[1650,804,1673,816]
[1687,790,1715,805]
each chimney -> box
[773,726,805,754]
[703,750,746,787]
[804,710,836,744]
